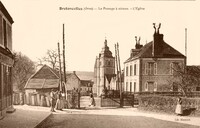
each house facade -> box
[94,39,116,97]
[66,71,94,95]
[124,24,186,93]
[0,1,14,118]
[24,65,60,105]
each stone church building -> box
[93,39,116,97]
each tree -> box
[170,64,200,97]
[12,52,36,91]
[40,49,61,70]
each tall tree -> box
[170,65,200,97]
[12,52,36,91]
[41,49,61,70]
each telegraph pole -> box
[115,43,123,107]
[185,28,187,73]
[115,44,119,90]
[117,43,123,107]
[57,42,62,91]
[63,24,67,84]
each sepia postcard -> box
[0,0,200,127]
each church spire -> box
[104,38,107,46]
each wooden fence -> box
[13,92,51,107]
[13,91,80,109]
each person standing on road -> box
[89,93,96,107]
[56,91,64,110]
[50,89,56,112]
[175,97,183,116]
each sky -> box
[1,0,200,71]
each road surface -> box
[37,113,198,128]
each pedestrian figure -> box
[50,89,56,112]
[175,97,183,116]
[56,91,64,110]
[89,93,96,107]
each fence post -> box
[78,91,80,109]
[132,94,134,107]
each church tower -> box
[94,39,115,97]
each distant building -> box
[0,1,14,118]
[124,24,186,92]
[94,39,116,97]
[25,65,94,102]
[66,71,94,95]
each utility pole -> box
[57,42,62,91]
[184,28,187,74]
[114,44,119,91]
[115,43,123,107]
[63,24,67,84]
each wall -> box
[66,74,80,91]
[138,95,200,116]
[141,58,185,92]
[124,59,140,92]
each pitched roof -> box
[24,65,59,89]
[125,41,185,63]
[66,71,94,81]
[25,79,59,89]
[75,71,94,81]
[0,1,14,24]
[32,64,59,79]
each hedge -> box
[138,95,200,116]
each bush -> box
[138,95,200,116]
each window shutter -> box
[154,63,157,75]
[170,63,173,75]
[145,63,148,75]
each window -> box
[170,62,179,75]
[154,63,157,75]
[3,19,7,47]
[145,82,148,91]
[126,66,129,76]
[130,65,133,76]
[172,83,178,92]
[130,82,132,92]
[148,63,154,75]
[145,62,157,75]
[145,81,156,92]
[108,60,111,66]
[154,82,157,91]
[145,63,148,75]
[134,64,137,75]
[134,82,136,92]
[126,82,128,91]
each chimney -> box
[130,36,143,57]
[135,36,143,49]
[73,71,76,74]
[152,23,164,57]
